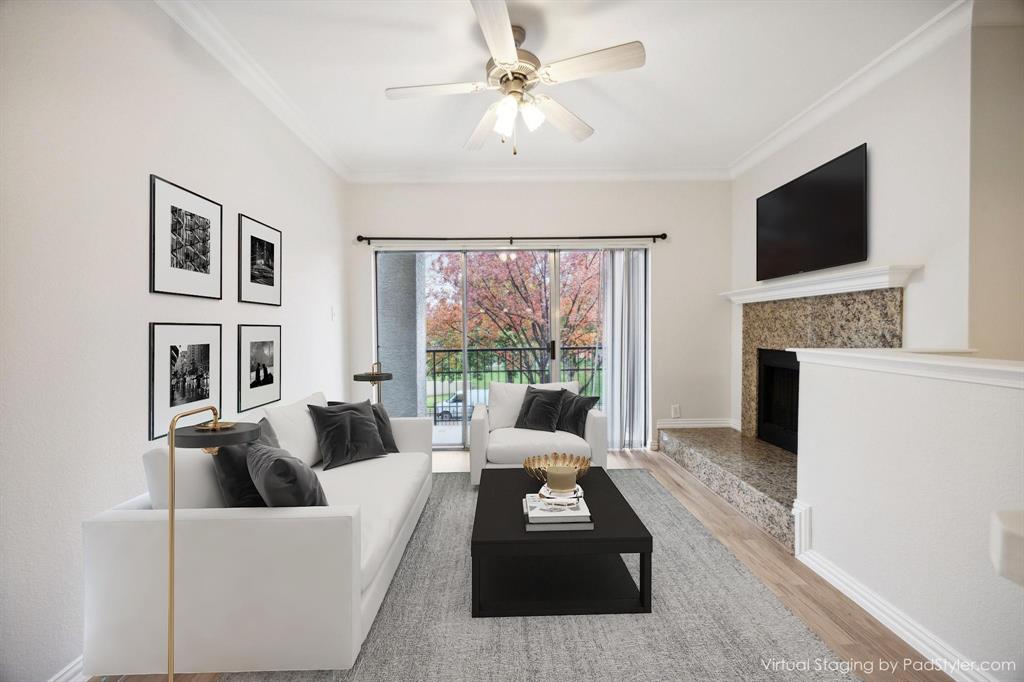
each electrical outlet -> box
[671,404,681,419]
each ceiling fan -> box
[385,0,646,154]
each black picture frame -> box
[149,174,223,300]
[238,214,282,306]
[237,324,282,412]
[149,322,223,440]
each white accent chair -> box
[82,394,433,676]
[470,381,608,485]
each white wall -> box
[0,3,348,680]
[968,22,1024,360]
[729,27,973,421]
[344,181,733,436]
[797,351,1024,679]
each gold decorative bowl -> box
[523,453,592,483]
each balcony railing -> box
[427,346,602,423]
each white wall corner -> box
[728,0,972,176]
[48,655,86,682]
[792,499,811,556]
[798,551,999,682]
[153,0,350,180]
[728,418,741,431]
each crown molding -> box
[720,264,922,304]
[728,0,972,178]
[47,655,86,682]
[346,167,732,184]
[156,0,973,185]
[154,0,350,179]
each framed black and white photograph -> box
[238,324,281,411]
[238,214,282,306]
[149,323,222,440]
[150,175,223,299]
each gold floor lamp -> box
[163,406,260,681]
[353,361,393,402]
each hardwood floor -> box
[93,449,949,682]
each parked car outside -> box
[433,390,488,422]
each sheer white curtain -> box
[602,249,648,449]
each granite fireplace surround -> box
[660,288,904,551]
[741,288,904,436]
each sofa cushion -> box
[488,381,579,431]
[263,392,327,467]
[143,447,224,509]
[315,452,430,591]
[485,427,591,465]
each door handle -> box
[549,340,556,360]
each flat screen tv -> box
[756,143,867,281]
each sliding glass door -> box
[376,249,611,448]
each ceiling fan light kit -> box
[384,0,646,155]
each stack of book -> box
[522,493,593,531]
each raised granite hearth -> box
[741,288,903,436]
[659,427,797,550]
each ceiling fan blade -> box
[540,41,646,84]
[533,95,593,141]
[465,102,499,150]
[470,0,518,68]
[386,81,493,99]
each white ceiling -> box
[192,0,956,181]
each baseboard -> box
[728,418,741,431]
[798,550,997,682]
[49,655,87,682]
[656,418,734,429]
[792,499,811,556]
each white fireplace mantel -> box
[720,265,922,304]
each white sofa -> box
[470,381,607,485]
[82,397,432,676]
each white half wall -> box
[797,350,1024,680]
[344,181,733,438]
[729,24,973,423]
[0,2,348,679]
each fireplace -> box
[757,349,799,453]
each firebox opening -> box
[757,349,799,454]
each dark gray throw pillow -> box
[371,403,400,453]
[328,401,399,453]
[246,442,327,507]
[310,402,387,470]
[557,391,600,438]
[515,386,566,432]
[212,417,280,507]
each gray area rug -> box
[224,471,852,681]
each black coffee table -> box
[471,467,652,617]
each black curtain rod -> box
[356,233,667,245]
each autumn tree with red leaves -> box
[425,251,602,392]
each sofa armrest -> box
[585,408,608,469]
[390,416,432,455]
[83,505,362,675]
[470,405,489,485]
